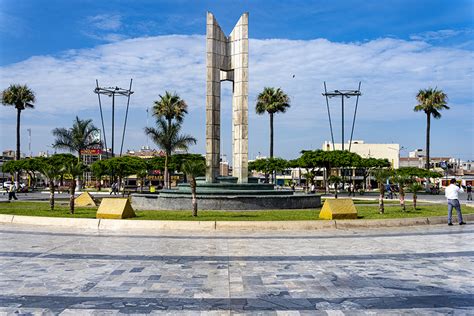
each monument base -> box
[131,178,321,211]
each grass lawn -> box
[0,201,472,221]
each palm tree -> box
[256,87,290,159]
[392,174,412,211]
[52,116,101,161]
[62,161,84,214]
[182,160,206,216]
[414,88,449,170]
[39,162,60,211]
[145,118,196,189]
[371,169,393,214]
[407,182,423,210]
[1,84,36,179]
[153,91,188,126]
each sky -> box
[0,0,473,162]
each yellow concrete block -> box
[319,198,357,220]
[96,198,136,219]
[75,192,96,207]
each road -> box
[0,223,472,314]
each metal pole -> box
[119,79,133,156]
[27,128,31,157]
[349,81,362,152]
[323,82,335,151]
[341,95,344,151]
[111,91,115,158]
[96,80,108,159]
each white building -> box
[322,140,400,168]
[409,149,426,158]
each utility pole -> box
[322,82,362,191]
[27,128,32,157]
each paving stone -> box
[0,224,473,314]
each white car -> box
[2,181,25,191]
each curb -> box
[1,213,473,231]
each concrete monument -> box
[206,12,249,183]
[131,12,321,210]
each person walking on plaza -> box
[8,182,18,201]
[445,178,466,226]
[467,184,472,201]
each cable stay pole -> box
[323,82,336,151]
[120,79,133,156]
[349,81,362,152]
[96,79,108,159]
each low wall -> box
[131,194,322,210]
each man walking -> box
[8,182,18,201]
[445,178,466,226]
[467,184,472,201]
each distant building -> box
[322,140,400,168]
[409,149,426,158]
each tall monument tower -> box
[205,12,249,183]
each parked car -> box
[2,181,26,191]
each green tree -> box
[182,160,206,216]
[90,159,109,191]
[52,116,101,161]
[153,91,188,125]
[414,88,449,170]
[256,87,290,161]
[407,182,423,209]
[248,157,288,183]
[328,175,342,198]
[1,84,36,161]
[37,157,61,211]
[104,156,147,196]
[62,161,85,214]
[371,169,394,214]
[145,118,196,189]
[357,158,391,191]
[49,154,78,187]
[1,84,36,180]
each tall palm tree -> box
[182,160,206,216]
[1,84,36,180]
[145,118,196,189]
[52,116,101,161]
[414,88,449,170]
[153,91,188,126]
[256,87,290,158]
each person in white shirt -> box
[445,178,466,226]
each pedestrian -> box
[467,184,472,201]
[445,178,466,226]
[8,182,18,201]
[110,182,116,195]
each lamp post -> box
[322,82,362,189]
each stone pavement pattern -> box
[0,224,473,315]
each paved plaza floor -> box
[0,223,473,315]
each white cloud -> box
[0,35,473,159]
[410,29,474,41]
[87,14,122,31]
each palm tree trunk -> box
[379,184,385,214]
[413,194,417,209]
[49,180,55,211]
[269,113,274,158]
[269,113,274,183]
[16,108,21,182]
[191,179,197,217]
[69,181,76,214]
[425,113,430,170]
[399,187,405,211]
[164,154,169,189]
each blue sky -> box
[0,0,473,161]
